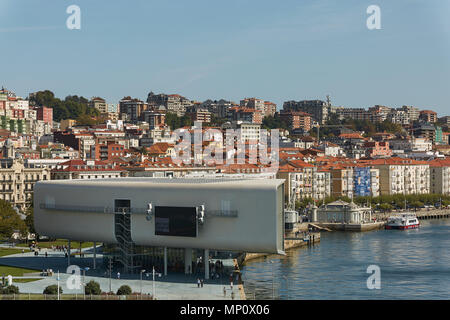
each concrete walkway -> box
[0,248,241,300]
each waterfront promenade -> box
[0,247,241,300]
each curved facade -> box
[34,178,285,254]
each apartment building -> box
[387,109,410,125]
[147,92,192,117]
[283,100,329,125]
[330,167,354,198]
[429,159,450,195]
[186,108,211,123]
[279,110,312,132]
[278,160,331,204]
[88,97,108,113]
[0,158,51,209]
[240,98,276,117]
[363,141,392,158]
[51,159,126,180]
[399,106,420,122]
[35,106,53,125]
[143,110,166,129]
[93,141,125,161]
[229,107,263,124]
[225,122,262,142]
[119,97,149,122]
[336,108,371,121]
[419,110,437,123]
[371,158,430,195]
[368,105,391,122]
[53,131,96,159]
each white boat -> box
[385,213,420,230]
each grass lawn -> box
[0,265,40,277]
[0,248,24,257]
[12,278,42,283]
[16,240,95,249]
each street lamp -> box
[152,266,162,300]
[140,269,146,297]
[57,270,60,301]
[82,267,90,299]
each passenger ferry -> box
[385,213,420,230]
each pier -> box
[373,208,450,221]
[242,231,321,263]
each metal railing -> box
[39,203,238,217]
[39,203,148,214]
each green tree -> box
[379,203,392,212]
[410,201,424,211]
[43,285,62,295]
[116,285,132,295]
[29,90,99,123]
[85,280,102,295]
[1,285,20,294]
[0,200,27,238]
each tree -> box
[29,90,99,122]
[1,285,20,294]
[410,201,424,211]
[43,285,62,295]
[85,280,102,295]
[262,115,288,130]
[379,203,392,212]
[0,200,27,239]
[116,285,132,295]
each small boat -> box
[385,213,420,230]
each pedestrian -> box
[223,286,226,297]
[45,251,48,258]
[231,291,235,300]
[117,272,120,279]
[197,278,200,288]
[201,279,204,288]
[230,281,233,291]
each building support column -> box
[163,247,167,276]
[93,241,96,269]
[184,248,192,274]
[68,240,71,266]
[204,249,209,280]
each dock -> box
[312,221,385,232]
[416,212,450,220]
[242,232,321,263]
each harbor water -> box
[241,218,450,299]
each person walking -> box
[223,286,226,297]
[197,278,200,288]
[200,279,204,288]
[230,281,233,291]
[117,272,120,280]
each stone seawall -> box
[243,232,320,263]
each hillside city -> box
[1,86,450,238]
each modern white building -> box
[34,177,285,276]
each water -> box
[241,218,450,299]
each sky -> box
[1,0,450,115]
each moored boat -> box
[386,213,420,230]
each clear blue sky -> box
[1,0,449,115]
